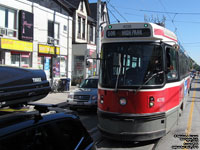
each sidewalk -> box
[35,86,76,107]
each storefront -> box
[0,38,33,67]
[87,49,97,77]
[72,44,97,85]
[38,44,67,80]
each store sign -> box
[1,38,33,52]
[106,29,151,38]
[38,44,60,55]
[19,10,34,41]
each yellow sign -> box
[1,38,33,52]
[38,44,60,55]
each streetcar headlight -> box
[119,97,127,106]
[149,96,155,108]
[149,102,154,107]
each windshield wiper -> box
[135,71,164,95]
[115,54,122,92]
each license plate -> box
[77,102,84,105]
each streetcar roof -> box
[102,22,178,45]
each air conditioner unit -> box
[48,37,54,44]
[0,28,7,36]
[7,30,15,37]
[54,39,59,45]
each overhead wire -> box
[157,0,185,44]
[182,42,200,45]
[116,7,200,16]
[108,9,120,23]
[106,0,128,22]
[105,0,120,23]
[120,12,200,24]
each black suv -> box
[0,66,95,150]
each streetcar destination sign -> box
[106,29,151,38]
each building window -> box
[48,20,59,45]
[54,23,59,45]
[89,25,93,42]
[82,18,85,39]
[53,57,60,78]
[80,0,83,11]
[11,52,32,68]
[63,25,67,31]
[0,6,17,37]
[60,56,67,77]
[73,56,84,84]
[78,16,81,38]
[11,54,20,67]
[48,20,54,38]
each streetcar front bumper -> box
[97,109,167,141]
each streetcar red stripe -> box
[154,29,178,42]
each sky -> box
[89,0,200,65]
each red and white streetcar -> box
[97,22,191,141]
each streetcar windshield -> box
[99,42,164,88]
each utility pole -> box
[96,0,101,75]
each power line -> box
[157,0,184,44]
[117,7,200,15]
[182,42,200,45]
[106,0,128,22]
[125,12,200,24]
[124,13,144,17]
[138,10,200,15]
[108,9,120,23]
[106,0,120,23]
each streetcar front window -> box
[100,43,164,88]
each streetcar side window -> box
[166,47,178,81]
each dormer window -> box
[82,18,85,39]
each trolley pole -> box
[96,0,101,76]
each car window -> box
[0,123,64,150]
[0,119,89,150]
[79,79,98,88]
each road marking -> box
[183,82,197,150]
[186,83,196,135]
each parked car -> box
[66,76,98,110]
[0,104,96,150]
